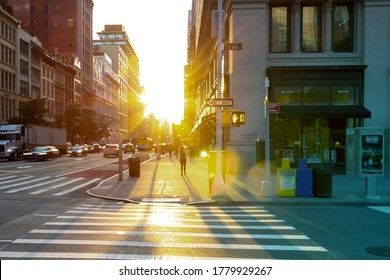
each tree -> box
[64,104,110,144]
[8,98,48,125]
[64,104,83,143]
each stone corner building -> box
[185,0,390,174]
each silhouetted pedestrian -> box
[179,144,187,175]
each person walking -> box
[179,143,187,175]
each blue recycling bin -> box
[295,158,313,197]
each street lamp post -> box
[262,77,272,195]
[211,0,226,197]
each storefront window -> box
[302,5,322,52]
[275,86,301,104]
[331,86,357,105]
[272,116,346,166]
[303,86,329,105]
[270,6,290,53]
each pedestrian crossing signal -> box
[231,111,245,126]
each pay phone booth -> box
[346,128,387,198]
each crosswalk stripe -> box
[0,175,18,181]
[12,238,327,251]
[73,206,268,213]
[52,178,101,196]
[0,251,227,260]
[367,206,390,214]
[30,229,309,240]
[65,210,274,218]
[0,176,49,190]
[5,177,67,193]
[79,204,265,210]
[56,215,283,223]
[0,176,34,188]
[29,177,85,195]
[1,204,329,259]
[0,176,101,196]
[44,221,295,230]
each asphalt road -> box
[0,152,389,260]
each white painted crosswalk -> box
[0,175,101,196]
[0,203,331,260]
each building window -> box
[20,81,29,97]
[68,18,74,28]
[20,60,29,76]
[20,39,29,56]
[270,5,291,53]
[302,4,322,52]
[333,3,354,52]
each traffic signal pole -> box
[262,77,272,196]
[211,0,226,197]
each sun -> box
[141,89,184,124]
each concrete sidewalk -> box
[87,154,390,205]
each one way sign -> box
[206,98,234,107]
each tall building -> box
[0,5,19,124]
[1,5,76,127]
[9,0,94,106]
[186,0,390,174]
[93,24,144,140]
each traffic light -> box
[231,111,245,126]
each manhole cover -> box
[366,246,390,257]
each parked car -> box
[88,144,102,153]
[123,143,135,153]
[103,144,120,158]
[29,146,60,161]
[68,145,88,157]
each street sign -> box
[228,43,242,50]
[206,98,234,107]
[269,103,280,113]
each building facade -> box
[0,5,18,124]
[93,24,144,140]
[186,0,390,174]
[93,51,120,143]
[1,6,77,127]
[9,0,94,110]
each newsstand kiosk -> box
[346,128,386,199]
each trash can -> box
[296,158,313,197]
[128,157,140,177]
[312,166,332,197]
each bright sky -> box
[93,0,192,124]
